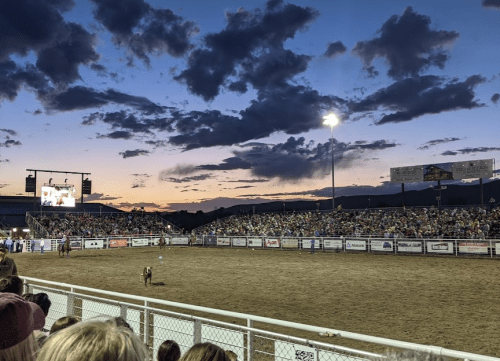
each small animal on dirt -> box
[141,267,153,286]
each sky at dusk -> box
[1,0,500,212]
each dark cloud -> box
[84,193,121,201]
[169,84,343,150]
[83,110,174,135]
[323,41,347,58]
[90,63,108,76]
[0,60,50,103]
[227,179,269,183]
[96,131,134,139]
[352,6,459,79]
[491,93,500,104]
[349,75,485,125]
[174,1,319,100]
[159,173,212,183]
[441,147,500,156]
[118,149,150,158]
[145,140,169,147]
[0,0,99,86]
[193,136,398,181]
[417,137,463,150]
[0,129,17,136]
[90,0,198,66]
[482,0,500,9]
[0,139,22,147]
[45,86,167,115]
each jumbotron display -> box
[41,184,76,207]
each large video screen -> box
[41,185,76,207]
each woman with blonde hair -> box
[37,318,149,361]
[179,343,230,361]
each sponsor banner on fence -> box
[85,239,104,249]
[371,240,393,251]
[265,238,280,248]
[109,238,128,248]
[323,239,342,250]
[204,235,217,246]
[275,341,317,361]
[232,238,246,247]
[427,241,454,254]
[458,242,488,254]
[397,241,422,253]
[132,238,149,247]
[248,238,263,248]
[496,243,500,256]
[194,235,204,245]
[302,239,319,249]
[282,238,298,249]
[345,240,366,251]
[171,237,189,245]
[69,240,82,250]
[31,239,52,251]
[151,237,161,246]
[217,237,231,246]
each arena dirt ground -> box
[12,247,500,357]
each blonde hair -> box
[179,343,229,361]
[0,332,39,361]
[37,318,149,361]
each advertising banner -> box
[397,241,422,253]
[85,239,104,249]
[69,240,82,250]
[458,242,488,254]
[323,239,343,250]
[204,235,217,246]
[248,238,263,247]
[302,239,319,249]
[453,159,493,180]
[109,238,128,248]
[171,237,189,245]
[265,238,280,248]
[151,237,161,245]
[194,235,204,245]
[496,243,500,256]
[232,238,246,247]
[31,239,52,251]
[371,240,393,251]
[427,241,454,254]
[345,240,366,251]
[423,162,453,182]
[132,238,149,247]
[390,166,423,183]
[217,237,231,246]
[282,238,298,249]
[275,342,317,361]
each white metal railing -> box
[20,277,499,361]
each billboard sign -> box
[427,241,454,254]
[41,185,76,207]
[85,239,104,249]
[453,159,493,180]
[265,238,280,248]
[217,237,230,246]
[282,238,298,248]
[232,238,246,247]
[390,166,423,183]
[458,242,488,254]
[371,240,393,251]
[345,240,366,251]
[397,241,422,253]
[323,239,343,250]
[248,238,263,247]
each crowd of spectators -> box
[195,206,500,239]
[34,213,177,238]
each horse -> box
[158,236,166,250]
[141,267,153,286]
[58,239,71,258]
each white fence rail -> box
[21,277,500,361]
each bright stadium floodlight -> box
[323,113,340,212]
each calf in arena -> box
[141,267,153,286]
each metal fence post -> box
[120,304,127,322]
[66,287,75,316]
[247,319,254,361]
[193,319,202,345]
[144,300,150,345]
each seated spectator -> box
[0,275,23,296]
[0,246,18,278]
[0,293,46,360]
[158,340,181,361]
[179,343,230,361]
[37,318,149,361]
[49,316,80,334]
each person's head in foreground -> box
[157,340,181,361]
[179,343,230,361]
[37,318,149,361]
[0,292,46,361]
[0,275,23,296]
[49,316,80,334]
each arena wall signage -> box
[109,238,127,248]
[232,238,246,247]
[370,240,393,252]
[69,240,82,250]
[31,239,52,251]
[281,238,298,248]
[426,241,454,254]
[302,239,319,249]
[265,238,280,248]
[84,239,104,249]
[275,341,317,361]
[323,239,342,250]
[345,240,366,251]
[390,159,493,183]
[397,241,422,253]
[204,235,217,246]
[248,238,263,247]
[132,238,149,247]
[217,237,230,246]
[458,242,488,254]
[171,237,189,245]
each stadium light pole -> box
[323,113,340,212]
